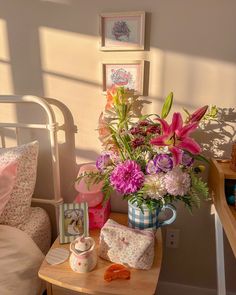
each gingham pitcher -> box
[128,200,176,230]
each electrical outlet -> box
[166,228,180,248]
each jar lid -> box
[75,236,91,252]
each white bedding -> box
[20,207,51,254]
[0,224,45,295]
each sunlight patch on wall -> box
[0,19,10,61]
[148,48,167,115]
[0,19,13,93]
[0,63,13,94]
[39,27,100,87]
[150,48,236,109]
[0,104,19,148]
[149,48,166,99]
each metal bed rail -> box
[0,95,63,207]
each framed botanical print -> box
[100,11,146,51]
[102,60,146,95]
[59,202,89,244]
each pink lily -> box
[150,112,201,165]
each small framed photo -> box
[59,203,89,244]
[100,11,145,51]
[102,60,146,95]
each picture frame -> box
[102,60,146,95]
[59,202,89,244]
[100,11,146,51]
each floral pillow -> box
[0,161,17,216]
[0,141,39,227]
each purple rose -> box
[154,154,173,172]
[146,160,158,174]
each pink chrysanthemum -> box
[164,167,191,196]
[110,160,144,194]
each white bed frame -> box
[0,95,63,212]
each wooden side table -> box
[39,212,163,295]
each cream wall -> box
[0,0,235,293]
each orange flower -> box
[105,86,116,110]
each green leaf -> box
[161,92,173,119]
[183,108,190,116]
[193,154,210,164]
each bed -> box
[0,95,63,295]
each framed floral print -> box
[102,60,146,95]
[59,202,89,244]
[100,11,146,51]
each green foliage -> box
[192,154,210,164]
[191,172,209,200]
[76,171,103,190]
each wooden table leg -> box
[214,210,226,295]
[46,282,53,295]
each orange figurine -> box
[104,264,131,282]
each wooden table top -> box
[38,212,163,295]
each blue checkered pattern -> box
[128,203,160,229]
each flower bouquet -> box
[77,87,216,227]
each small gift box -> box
[88,200,110,229]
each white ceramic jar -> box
[69,236,97,273]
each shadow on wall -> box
[196,108,236,159]
[45,97,78,201]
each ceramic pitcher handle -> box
[159,204,177,226]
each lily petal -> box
[156,118,170,134]
[170,112,183,133]
[170,146,182,166]
[105,86,117,110]
[178,137,201,154]
[150,135,170,146]
[176,122,198,138]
